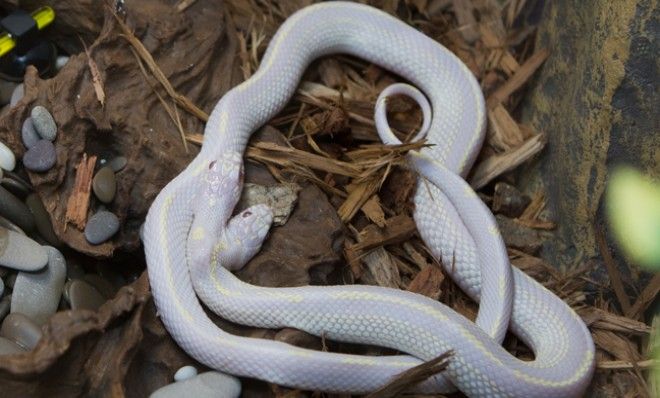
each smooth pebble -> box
[0,215,24,235]
[1,173,32,198]
[0,80,17,106]
[25,193,59,246]
[11,247,66,326]
[65,279,106,311]
[21,117,40,149]
[92,166,116,203]
[23,140,56,172]
[30,106,57,141]
[55,55,70,71]
[0,295,10,321]
[174,365,198,381]
[0,312,42,350]
[0,336,24,355]
[0,227,48,271]
[0,186,34,231]
[150,372,241,398]
[9,83,23,108]
[0,141,15,171]
[84,211,119,244]
[109,156,127,172]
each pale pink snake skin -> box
[143,2,595,397]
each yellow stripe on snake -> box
[142,2,595,397]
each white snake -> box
[143,2,595,397]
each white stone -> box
[150,372,241,398]
[173,365,197,381]
[0,227,48,271]
[0,141,15,171]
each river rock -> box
[173,365,198,381]
[23,140,57,172]
[11,247,66,325]
[0,186,34,231]
[108,156,127,172]
[0,336,23,355]
[0,312,42,350]
[492,182,531,218]
[9,83,23,107]
[55,55,70,71]
[84,211,120,244]
[21,118,40,149]
[0,227,48,271]
[64,280,106,311]
[92,166,116,203]
[30,106,57,140]
[239,183,300,226]
[0,215,23,235]
[150,372,241,398]
[0,141,15,171]
[25,193,59,246]
[1,173,31,199]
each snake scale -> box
[143,2,595,397]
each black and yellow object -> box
[0,6,56,81]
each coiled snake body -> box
[143,2,595,396]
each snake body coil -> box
[143,3,595,397]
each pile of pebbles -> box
[0,73,130,355]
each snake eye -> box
[209,160,217,169]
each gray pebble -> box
[0,186,34,231]
[0,295,10,321]
[92,166,116,203]
[109,156,127,172]
[0,336,24,355]
[0,80,17,106]
[23,140,56,172]
[25,193,59,246]
[1,173,32,199]
[21,118,40,149]
[150,372,241,398]
[84,211,119,245]
[0,140,15,171]
[174,365,198,381]
[65,260,85,281]
[0,227,48,271]
[65,279,106,311]
[9,83,23,108]
[0,215,25,235]
[11,247,66,326]
[0,312,42,350]
[30,106,57,141]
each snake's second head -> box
[218,204,273,271]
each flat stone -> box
[23,140,56,172]
[11,247,66,326]
[150,372,241,398]
[65,279,106,311]
[21,118,40,149]
[0,227,48,271]
[174,365,198,381]
[0,312,42,350]
[92,166,116,203]
[0,140,15,171]
[84,211,120,244]
[109,156,127,172]
[1,173,32,199]
[9,83,23,107]
[0,336,24,355]
[0,80,17,106]
[25,193,59,246]
[0,215,24,235]
[30,106,57,140]
[492,182,531,218]
[0,186,34,231]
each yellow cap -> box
[0,6,56,57]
